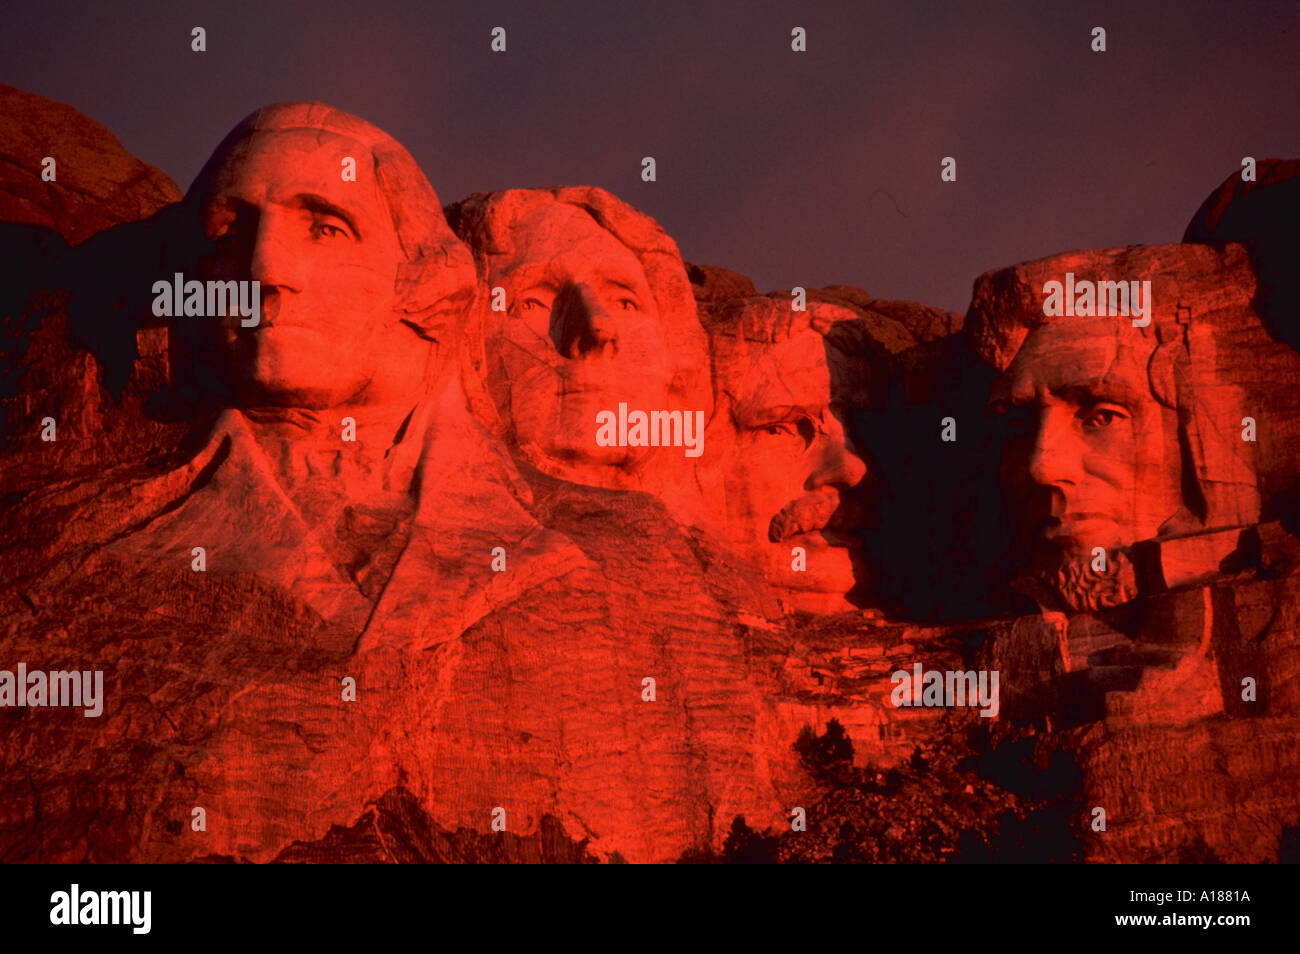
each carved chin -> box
[773,578,862,614]
[770,540,864,598]
[518,435,642,477]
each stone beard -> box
[1013,546,1140,613]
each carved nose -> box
[552,283,617,359]
[248,214,303,294]
[808,423,868,491]
[1025,407,1081,488]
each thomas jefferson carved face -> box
[196,128,419,409]
[988,321,1184,573]
[483,203,676,475]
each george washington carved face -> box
[196,129,405,408]
[184,104,476,413]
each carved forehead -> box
[491,202,651,287]
[968,247,1172,370]
[202,129,391,225]
[206,102,398,157]
[733,333,835,409]
[195,104,393,191]
[187,102,459,248]
[708,298,876,364]
[208,128,366,179]
[998,320,1151,395]
[512,201,611,241]
[708,300,877,413]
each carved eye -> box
[1080,406,1127,430]
[311,220,350,241]
[762,417,817,449]
[616,297,638,312]
[520,297,550,313]
[764,422,798,438]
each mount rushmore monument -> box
[2,85,1299,863]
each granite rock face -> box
[1,90,1298,865]
[0,464,793,863]
[834,235,1300,862]
[273,788,601,864]
[448,187,713,527]
[0,96,794,865]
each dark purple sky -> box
[3,0,1298,311]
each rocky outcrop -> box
[0,86,185,498]
[0,84,180,246]
[273,788,600,864]
[0,463,795,863]
[1184,158,1300,356]
[686,267,964,355]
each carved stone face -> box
[716,327,869,611]
[483,203,675,474]
[196,128,414,409]
[988,320,1184,572]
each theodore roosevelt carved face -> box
[705,298,876,613]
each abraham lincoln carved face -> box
[970,246,1275,611]
[987,320,1184,577]
[184,103,476,412]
